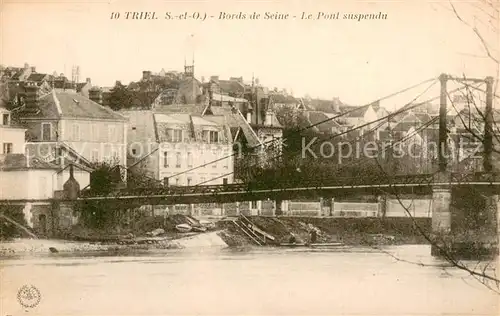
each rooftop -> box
[18,89,127,121]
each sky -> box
[1,0,499,110]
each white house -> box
[0,107,26,154]
[15,85,128,168]
[124,110,234,186]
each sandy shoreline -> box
[0,231,229,257]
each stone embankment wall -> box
[217,216,432,246]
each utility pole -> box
[438,73,448,173]
[483,76,494,173]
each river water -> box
[0,245,498,315]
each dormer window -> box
[166,128,183,142]
[2,113,9,125]
[202,130,219,143]
[41,122,52,141]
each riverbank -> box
[0,231,228,257]
[0,215,432,256]
[217,216,431,247]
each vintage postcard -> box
[0,0,499,315]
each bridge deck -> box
[1,173,499,205]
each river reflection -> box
[1,245,498,315]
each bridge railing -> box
[79,172,445,199]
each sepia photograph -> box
[0,0,499,315]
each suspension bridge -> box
[1,74,499,256]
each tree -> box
[108,81,134,111]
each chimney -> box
[31,66,36,73]
[63,164,80,200]
[210,75,219,82]
[24,82,40,109]
[142,70,152,80]
[86,77,91,84]
[89,87,103,104]
[24,63,29,69]
[265,110,273,126]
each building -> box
[123,110,234,186]
[0,154,90,200]
[0,107,26,154]
[12,83,128,170]
[76,78,93,98]
[1,104,92,235]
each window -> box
[2,143,13,154]
[223,152,229,169]
[108,125,116,142]
[212,150,217,168]
[200,149,206,165]
[175,152,181,168]
[223,178,228,185]
[111,148,118,160]
[202,130,219,143]
[163,177,169,186]
[210,131,219,143]
[187,152,193,167]
[200,177,206,184]
[72,124,80,141]
[187,178,192,186]
[91,149,99,161]
[41,123,51,141]
[132,127,136,130]
[174,130,183,142]
[167,128,183,142]
[131,149,137,155]
[251,200,258,209]
[163,152,170,167]
[2,113,9,125]
[175,178,180,186]
[91,124,99,141]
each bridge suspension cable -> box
[166,77,439,182]
[321,82,487,181]
[196,81,481,187]
[195,79,440,185]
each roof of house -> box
[154,103,206,114]
[341,105,371,118]
[212,93,248,103]
[153,113,233,144]
[0,154,59,171]
[19,89,127,121]
[305,111,342,134]
[216,80,245,94]
[76,82,90,92]
[27,73,49,82]
[209,105,261,147]
[270,94,299,104]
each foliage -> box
[108,82,134,111]
[88,159,123,195]
[107,75,183,110]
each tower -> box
[71,66,80,88]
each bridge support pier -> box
[431,187,452,256]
